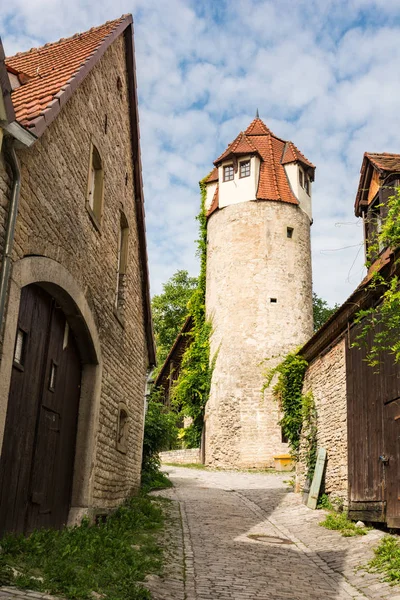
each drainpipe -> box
[0,141,21,339]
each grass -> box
[319,510,372,537]
[163,462,207,469]
[0,478,172,600]
[366,535,400,583]
[163,462,285,475]
[141,467,173,492]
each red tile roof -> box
[5,15,132,136]
[205,167,218,183]
[207,185,219,217]
[209,117,315,210]
[355,152,400,216]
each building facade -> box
[203,117,315,468]
[0,15,155,535]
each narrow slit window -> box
[87,144,104,225]
[270,298,277,303]
[299,169,304,188]
[223,165,234,182]
[115,213,129,314]
[117,403,129,454]
[239,160,250,178]
[305,175,310,195]
[14,328,27,366]
[287,227,294,238]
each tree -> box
[312,293,339,332]
[152,270,198,365]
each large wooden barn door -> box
[0,284,82,536]
[347,323,400,526]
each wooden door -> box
[384,399,400,527]
[0,284,82,536]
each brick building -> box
[0,15,155,535]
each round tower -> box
[204,117,314,468]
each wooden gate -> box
[347,323,400,526]
[0,284,82,536]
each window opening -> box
[270,298,277,303]
[115,213,129,313]
[299,169,304,188]
[287,227,294,238]
[14,328,27,367]
[239,160,250,178]
[305,175,310,195]
[49,361,58,392]
[117,404,129,454]
[281,428,289,444]
[87,144,104,225]
[223,165,234,182]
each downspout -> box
[0,141,21,339]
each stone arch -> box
[0,256,103,524]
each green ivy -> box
[354,187,400,366]
[263,353,317,479]
[171,178,213,448]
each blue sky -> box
[2,0,400,305]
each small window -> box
[115,213,129,314]
[281,428,289,444]
[299,169,304,188]
[14,328,27,367]
[270,298,277,303]
[239,160,250,178]
[87,144,104,227]
[223,165,234,182]
[287,227,294,238]
[305,175,310,195]
[117,403,129,454]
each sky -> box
[2,0,400,306]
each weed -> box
[0,494,165,599]
[366,535,400,583]
[317,494,333,511]
[319,511,371,537]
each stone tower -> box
[204,117,314,468]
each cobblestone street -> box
[146,466,400,600]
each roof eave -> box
[20,15,133,139]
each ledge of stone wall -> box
[160,448,201,464]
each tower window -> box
[223,165,234,182]
[87,143,104,227]
[270,298,277,303]
[305,175,310,195]
[299,169,304,188]
[239,160,250,178]
[287,227,294,238]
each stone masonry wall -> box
[160,449,201,465]
[205,200,313,468]
[0,36,149,509]
[296,337,348,505]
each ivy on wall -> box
[171,179,213,448]
[263,352,317,479]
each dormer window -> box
[223,165,234,182]
[239,160,250,178]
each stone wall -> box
[160,448,201,465]
[205,200,313,468]
[0,35,149,511]
[296,337,348,505]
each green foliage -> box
[0,495,165,599]
[319,511,370,537]
[141,387,178,484]
[312,292,339,332]
[301,391,318,477]
[263,353,308,455]
[354,187,400,366]
[317,493,333,510]
[171,178,213,448]
[151,270,198,365]
[367,535,400,583]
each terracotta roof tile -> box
[365,152,400,172]
[5,15,130,133]
[355,152,400,215]
[205,167,218,183]
[207,185,219,217]
[205,117,315,213]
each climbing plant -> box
[354,187,400,367]
[171,178,213,448]
[263,352,317,478]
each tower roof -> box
[211,117,315,207]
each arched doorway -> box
[0,284,82,535]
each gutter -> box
[0,141,21,338]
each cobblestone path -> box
[146,466,400,600]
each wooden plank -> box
[307,448,327,510]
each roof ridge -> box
[6,15,129,60]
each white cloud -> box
[1,0,400,305]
